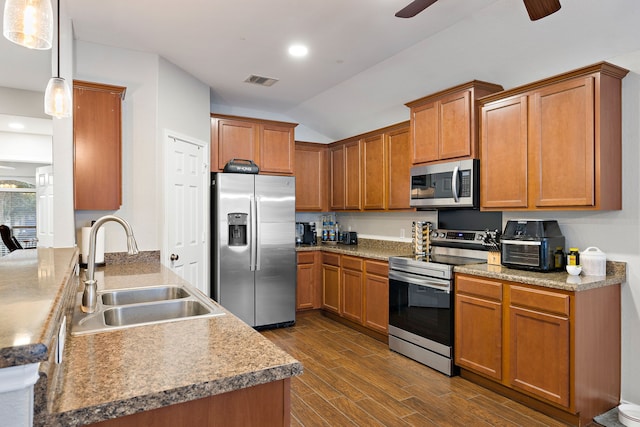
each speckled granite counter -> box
[454,261,626,291]
[296,238,412,261]
[1,248,302,426]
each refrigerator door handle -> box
[255,195,262,271]
[249,194,257,271]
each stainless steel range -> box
[388,228,493,376]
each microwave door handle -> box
[451,165,460,203]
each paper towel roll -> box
[81,226,105,266]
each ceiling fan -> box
[395,0,561,21]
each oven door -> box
[388,269,453,348]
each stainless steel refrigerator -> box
[211,173,296,328]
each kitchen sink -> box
[71,285,225,335]
[103,300,212,326]
[101,285,189,305]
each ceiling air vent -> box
[244,75,279,87]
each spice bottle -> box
[567,248,580,266]
[554,247,565,269]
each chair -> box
[0,225,23,252]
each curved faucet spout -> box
[81,215,139,313]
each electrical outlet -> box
[400,228,405,238]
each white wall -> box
[0,133,52,163]
[338,72,640,404]
[0,87,48,118]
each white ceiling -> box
[2,0,640,140]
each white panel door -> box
[35,166,54,248]
[165,135,207,292]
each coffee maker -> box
[296,222,316,245]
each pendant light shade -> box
[44,76,71,118]
[2,0,53,50]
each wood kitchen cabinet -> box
[363,260,389,334]
[455,272,621,426]
[386,125,411,209]
[294,142,328,211]
[341,255,364,323]
[329,140,362,210]
[321,253,341,314]
[479,62,628,211]
[296,251,322,310]
[211,114,296,175]
[363,133,386,210]
[455,275,503,380]
[73,80,126,210]
[406,81,503,165]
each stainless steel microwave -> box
[410,159,479,209]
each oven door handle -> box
[389,270,451,292]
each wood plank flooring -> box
[261,311,569,427]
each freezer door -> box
[254,175,296,327]
[214,173,256,326]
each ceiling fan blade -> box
[523,0,561,21]
[395,0,439,18]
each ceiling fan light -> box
[3,0,53,49]
[44,77,72,118]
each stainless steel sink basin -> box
[103,300,211,326]
[101,285,189,305]
[71,284,225,335]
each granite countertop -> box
[43,261,302,426]
[296,238,413,261]
[0,248,78,368]
[454,261,627,292]
[1,248,302,426]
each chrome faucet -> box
[81,215,139,313]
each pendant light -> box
[3,0,53,49]
[44,0,70,118]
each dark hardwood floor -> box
[261,311,569,427]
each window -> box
[0,180,36,256]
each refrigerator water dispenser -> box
[228,213,247,246]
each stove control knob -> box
[438,232,446,238]
[430,231,438,238]
[476,233,486,241]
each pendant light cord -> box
[56,0,61,78]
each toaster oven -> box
[500,220,565,272]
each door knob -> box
[170,254,179,261]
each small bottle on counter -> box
[567,247,580,266]
[554,247,565,270]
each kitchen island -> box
[0,248,302,427]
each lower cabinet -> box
[319,252,389,337]
[296,252,322,310]
[454,273,620,426]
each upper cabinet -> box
[211,114,296,175]
[73,80,126,210]
[479,62,629,211]
[330,140,362,211]
[295,142,328,211]
[406,81,503,165]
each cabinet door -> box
[508,286,570,407]
[260,123,294,175]
[363,261,389,334]
[455,275,503,380]
[322,263,341,314]
[439,90,472,159]
[387,126,411,209]
[344,140,362,210]
[530,76,595,208]
[296,252,316,310]
[341,256,364,323]
[363,134,386,210]
[329,145,345,210]
[480,96,529,209]
[213,119,258,171]
[73,81,125,210]
[295,143,328,211]
[411,101,439,164]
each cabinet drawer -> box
[456,275,502,301]
[509,285,569,317]
[297,252,316,264]
[365,260,388,277]
[322,253,341,267]
[342,255,363,271]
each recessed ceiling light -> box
[288,44,308,58]
[8,122,25,130]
